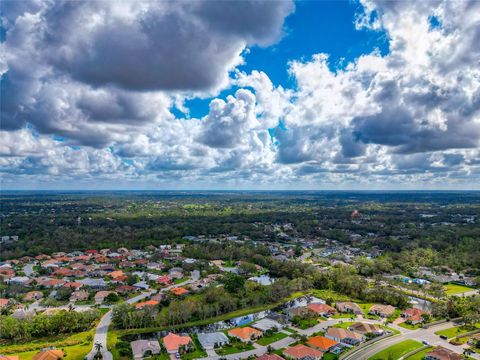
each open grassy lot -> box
[334,321,354,329]
[311,289,353,302]
[322,353,340,360]
[216,340,255,355]
[358,303,376,316]
[368,339,423,360]
[332,313,355,319]
[404,346,433,360]
[256,332,288,346]
[399,321,424,330]
[435,323,480,339]
[292,317,319,329]
[0,330,93,360]
[444,283,475,295]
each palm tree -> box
[94,342,103,359]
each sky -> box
[1,0,479,190]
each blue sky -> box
[186,0,389,119]
[1,0,479,190]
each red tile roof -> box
[283,344,323,359]
[228,327,262,340]
[307,303,335,314]
[135,300,159,309]
[307,335,338,351]
[163,332,192,352]
[170,287,189,296]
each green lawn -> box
[334,321,354,329]
[404,346,433,360]
[311,289,352,302]
[256,332,288,346]
[1,330,93,359]
[399,321,424,330]
[216,341,255,355]
[358,303,376,316]
[435,324,480,339]
[292,317,318,329]
[182,334,207,360]
[322,353,340,360]
[368,340,423,360]
[332,313,356,319]
[444,283,475,295]
[174,277,189,284]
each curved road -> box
[342,322,480,360]
[87,277,196,360]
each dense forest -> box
[1,191,479,270]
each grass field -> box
[435,323,480,339]
[256,332,288,346]
[358,303,376,316]
[216,341,255,355]
[334,321,354,329]
[368,339,423,360]
[1,330,93,360]
[399,321,424,330]
[404,346,433,360]
[444,283,475,295]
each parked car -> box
[440,335,448,340]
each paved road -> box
[87,277,195,360]
[342,321,480,360]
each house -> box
[162,333,192,354]
[283,344,323,360]
[369,304,395,317]
[70,290,89,302]
[306,335,339,352]
[252,318,284,332]
[169,267,184,279]
[335,301,363,315]
[228,327,262,342]
[326,327,364,346]
[287,306,314,319]
[130,339,161,360]
[402,308,427,325]
[425,346,462,360]
[307,303,335,316]
[32,349,64,360]
[266,312,290,325]
[7,276,31,285]
[77,278,108,289]
[257,355,285,360]
[135,300,159,309]
[11,308,35,320]
[24,291,43,301]
[249,275,275,286]
[0,298,11,308]
[94,291,115,304]
[348,322,384,336]
[170,287,189,296]
[156,275,172,286]
[197,332,229,350]
[108,270,124,279]
[133,281,150,290]
[0,355,20,360]
[63,282,82,290]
